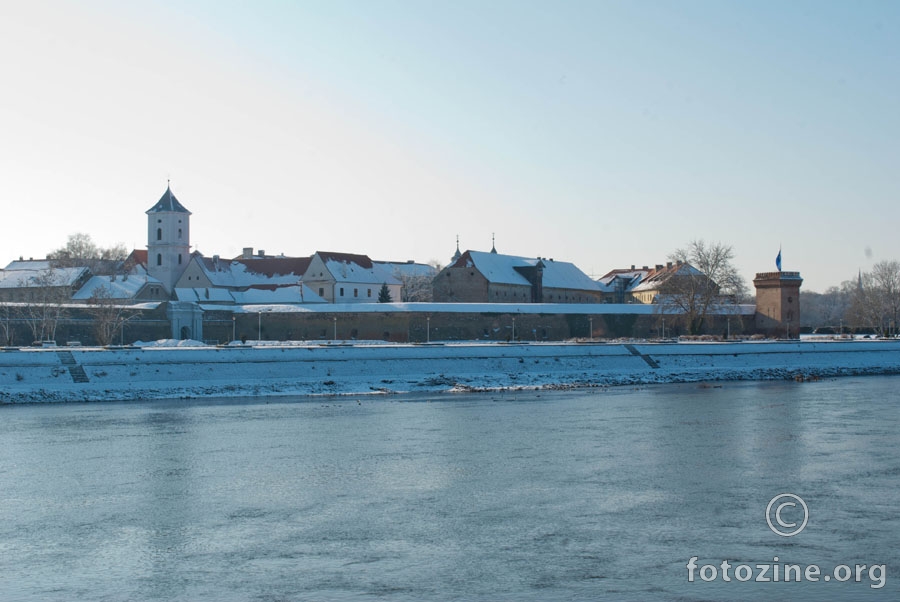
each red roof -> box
[316,251,374,270]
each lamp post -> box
[232,315,236,342]
[589,317,593,342]
[511,317,516,342]
[426,316,430,343]
[333,316,337,341]
[257,312,262,342]
[662,317,666,339]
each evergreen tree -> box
[378,283,392,303]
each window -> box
[178,228,182,239]
[178,254,182,265]
[354,288,358,297]
[157,228,162,241]
[340,288,344,296]
[156,254,162,266]
[367,289,372,297]
[318,288,324,297]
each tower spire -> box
[491,233,497,254]
[451,235,461,262]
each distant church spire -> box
[452,235,461,262]
[490,233,497,254]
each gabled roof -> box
[72,274,160,300]
[449,251,600,291]
[0,262,89,289]
[192,255,310,289]
[317,251,373,270]
[630,262,705,293]
[375,261,438,279]
[313,252,401,285]
[174,284,326,305]
[124,249,148,271]
[146,185,191,214]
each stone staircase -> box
[57,350,90,383]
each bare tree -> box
[0,301,15,345]
[852,261,900,336]
[394,260,441,302]
[17,269,70,343]
[86,286,136,346]
[48,233,128,274]
[665,240,748,335]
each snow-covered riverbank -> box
[2,339,900,403]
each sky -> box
[1,1,898,293]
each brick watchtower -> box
[754,271,803,338]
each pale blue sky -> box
[2,0,898,292]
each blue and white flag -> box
[776,248,782,271]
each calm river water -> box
[1,377,898,601]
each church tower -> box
[147,184,191,295]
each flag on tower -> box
[775,247,782,271]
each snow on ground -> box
[2,340,899,404]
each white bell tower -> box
[146,183,191,295]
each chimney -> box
[631,265,635,270]
[656,264,663,270]
[666,261,673,269]
[257,250,265,257]
[242,247,253,259]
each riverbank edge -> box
[2,340,899,404]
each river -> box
[1,376,897,600]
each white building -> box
[146,185,191,295]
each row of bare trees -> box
[850,261,900,336]
[0,270,135,346]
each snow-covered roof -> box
[316,252,402,286]
[3,259,53,271]
[175,284,326,305]
[194,255,310,288]
[451,251,599,291]
[73,274,159,300]
[630,262,705,293]
[0,264,89,289]
[376,261,438,279]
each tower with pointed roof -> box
[147,183,191,295]
[451,235,461,263]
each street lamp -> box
[333,316,337,341]
[426,316,431,343]
[258,312,262,341]
[232,315,236,342]
[511,317,516,342]
[589,317,593,342]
